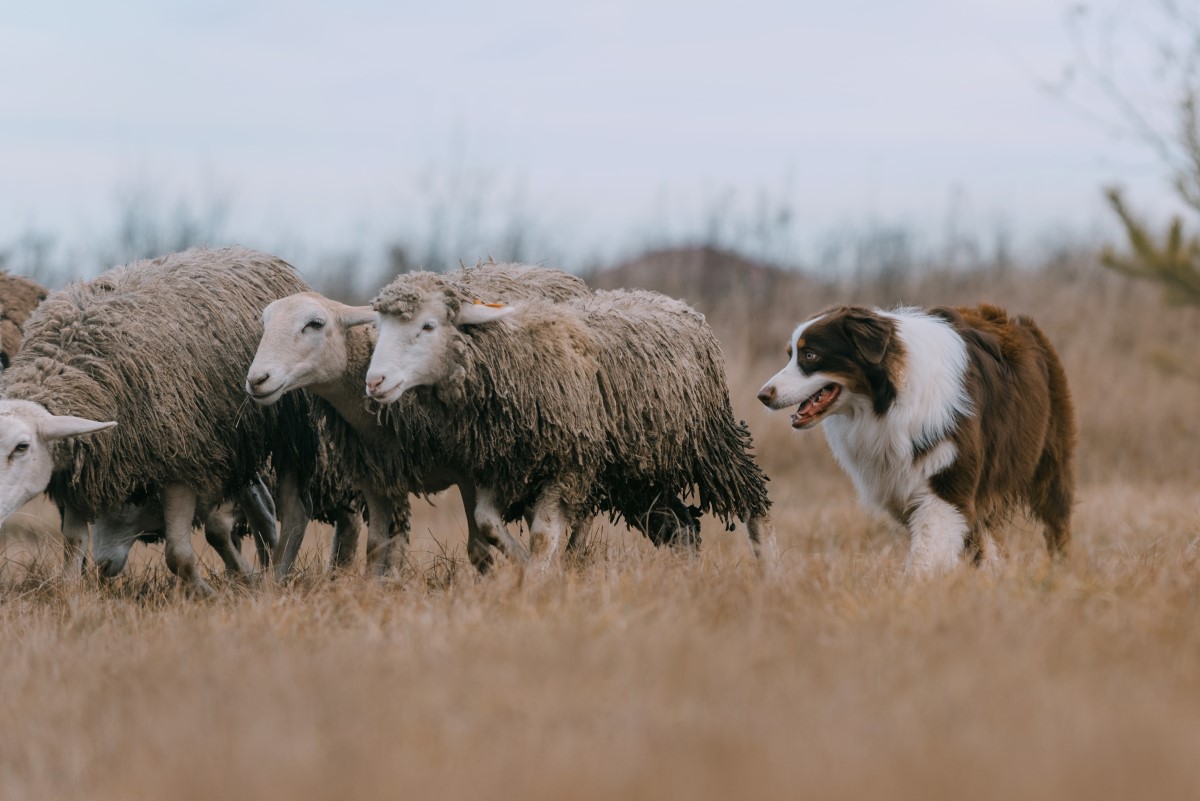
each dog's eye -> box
[802,349,818,362]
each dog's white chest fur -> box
[822,310,971,519]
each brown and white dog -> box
[757,304,1075,575]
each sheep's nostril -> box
[249,372,270,389]
[366,376,385,395]
[757,387,775,405]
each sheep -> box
[92,474,278,578]
[0,246,321,595]
[0,271,48,370]
[1,270,289,575]
[0,265,350,577]
[363,277,775,565]
[246,261,593,573]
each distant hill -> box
[585,246,801,312]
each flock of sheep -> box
[0,247,773,594]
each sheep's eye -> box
[421,322,435,332]
[11,442,29,458]
[802,349,818,362]
[304,319,326,332]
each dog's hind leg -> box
[1026,321,1076,559]
[1030,451,1073,558]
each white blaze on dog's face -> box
[757,307,897,429]
[246,293,375,405]
[365,297,513,404]
[0,400,117,521]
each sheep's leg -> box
[239,476,278,570]
[460,481,494,573]
[203,502,254,575]
[565,519,592,554]
[473,487,530,572]
[363,489,393,574]
[329,508,363,569]
[746,512,778,564]
[363,489,410,576]
[162,483,214,597]
[528,488,569,570]
[641,498,701,550]
[60,504,90,581]
[271,469,310,578]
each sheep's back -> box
[0,271,48,367]
[572,289,771,522]
[458,261,589,304]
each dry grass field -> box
[2,251,1199,800]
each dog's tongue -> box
[791,385,838,428]
[791,399,817,428]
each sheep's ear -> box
[37,416,117,442]
[455,301,513,327]
[337,305,376,328]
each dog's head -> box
[757,306,900,428]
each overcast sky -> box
[0,0,1186,271]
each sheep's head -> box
[0,399,116,522]
[247,293,375,405]
[93,499,163,578]
[366,276,513,404]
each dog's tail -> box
[1019,315,1076,556]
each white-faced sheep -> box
[0,269,315,578]
[364,276,775,565]
[246,261,592,573]
[0,246,321,595]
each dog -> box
[757,304,1075,575]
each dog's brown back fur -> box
[928,304,1076,558]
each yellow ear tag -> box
[472,299,506,308]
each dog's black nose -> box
[757,386,775,405]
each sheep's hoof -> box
[181,577,216,599]
[228,570,263,588]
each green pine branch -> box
[1100,188,1200,307]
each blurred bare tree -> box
[0,229,59,284]
[378,150,558,284]
[1,178,233,289]
[103,179,232,268]
[1055,0,1200,306]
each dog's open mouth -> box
[791,383,841,428]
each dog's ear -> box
[842,309,892,366]
[927,306,963,326]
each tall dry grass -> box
[1,250,1199,800]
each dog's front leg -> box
[904,492,968,577]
